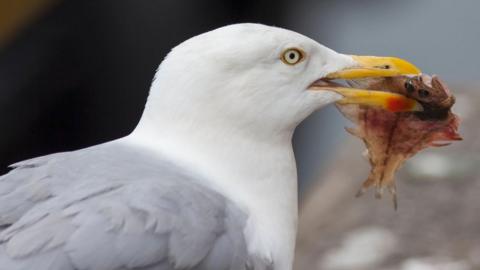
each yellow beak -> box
[310,86,424,112]
[315,55,423,112]
[327,55,421,79]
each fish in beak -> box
[310,55,424,112]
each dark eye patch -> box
[404,80,415,93]
[418,89,430,98]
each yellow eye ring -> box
[281,48,304,65]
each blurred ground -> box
[295,86,480,270]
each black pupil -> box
[289,52,296,60]
[404,81,415,93]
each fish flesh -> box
[337,75,462,208]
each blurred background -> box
[0,0,478,269]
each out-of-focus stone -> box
[318,227,397,270]
[401,257,471,270]
[406,152,456,179]
[406,152,475,181]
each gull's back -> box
[0,141,269,270]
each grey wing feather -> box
[0,142,266,270]
[0,152,63,226]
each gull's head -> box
[137,23,421,140]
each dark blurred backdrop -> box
[0,0,289,174]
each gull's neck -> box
[126,105,299,270]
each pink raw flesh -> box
[337,75,462,209]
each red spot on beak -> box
[386,97,415,112]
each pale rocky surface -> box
[295,87,480,270]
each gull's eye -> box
[281,48,304,65]
[404,79,415,93]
